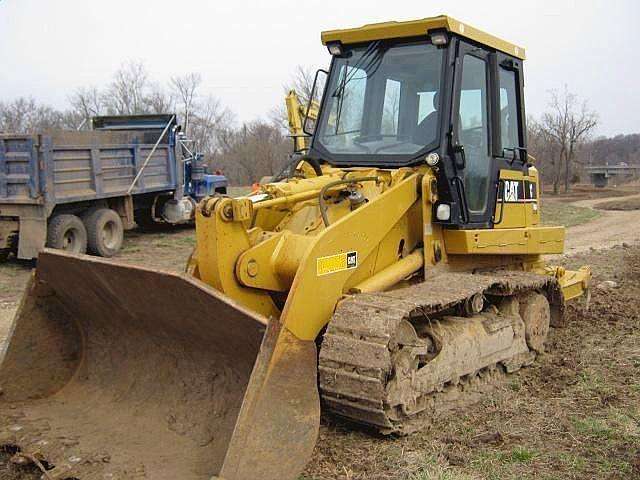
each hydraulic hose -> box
[318,176,379,227]
[273,154,323,182]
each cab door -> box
[451,42,496,227]
[492,52,531,229]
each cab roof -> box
[321,15,525,60]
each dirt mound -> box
[595,197,640,211]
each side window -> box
[458,54,491,214]
[381,79,401,135]
[498,67,521,150]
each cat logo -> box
[346,251,358,268]
[504,180,520,202]
[317,251,358,276]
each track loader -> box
[0,15,590,480]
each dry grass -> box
[541,202,601,227]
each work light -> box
[327,42,344,56]
[429,31,448,46]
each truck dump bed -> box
[0,124,178,206]
[0,115,182,258]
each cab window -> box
[498,67,521,151]
[458,54,491,214]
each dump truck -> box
[0,114,227,260]
[0,15,591,480]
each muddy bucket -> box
[0,250,319,480]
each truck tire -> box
[84,208,124,257]
[47,214,88,254]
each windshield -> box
[314,41,444,162]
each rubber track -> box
[318,270,559,433]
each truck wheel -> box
[47,214,88,254]
[84,208,124,257]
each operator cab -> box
[307,16,529,229]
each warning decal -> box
[316,251,358,276]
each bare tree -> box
[539,87,598,193]
[289,65,317,105]
[216,120,290,185]
[189,95,234,156]
[103,61,149,115]
[0,97,65,133]
[68,86,103,129]
[527,116,558,190]
[170,73,202,133]
[144,85,174,114]
[270,65,319,132]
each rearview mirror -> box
[303,69,328,136]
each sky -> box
[1,0,638,137]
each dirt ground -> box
[552,193,640,256]
[1,186,640,479]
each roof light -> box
[429,31,448,46]
[327,42,344,56]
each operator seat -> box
[413,92,439,144]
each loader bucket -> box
[0,250,320,480]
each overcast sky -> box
[1,0,638,137]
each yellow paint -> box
[547,265,592,301]
[286,90,319,154]
[321,15,525,60]
[443,226,565,255]
[280,172,420,340]
[352,249,424,293]
[195,198,280,318]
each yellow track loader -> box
[0,15,590,480]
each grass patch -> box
[407,456,475,480]
[151,235,195,249]
[508,378,522,392]
[572,417,615,440]
[575,370,616,399]
[571,408,640,445]
[470,447,537,478]
[408,469,474,480]
[541,202,601,227]
[508,447,536,463]
[556,452,587,471]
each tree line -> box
[1,62,637,191]
[0,61,300,186]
